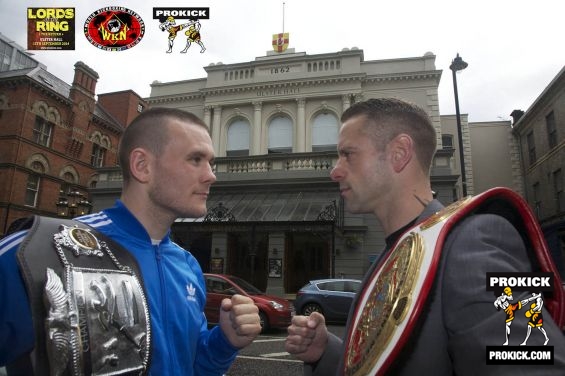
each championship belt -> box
[342,187,564,376]
[16,216,151,376]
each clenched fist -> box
[220,294,262,348]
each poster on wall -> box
[268,258,282,278]
[210,257,224,274]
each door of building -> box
[284,232,330,293]
[226,231,268,291]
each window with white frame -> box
[33,116,53,147]
[91,143,106,167]
[90,133,109,168]
[312,113,338,152]
[25,174,40,207]
[227,119,250,156]
[268,116,292,153]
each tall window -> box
[312,113,338,152]
[526,131,536,165]
[60,171,75,195]
[25,174,40,207]
[546,111,557,149]
[91,144,106,167]
[90,133,110,167]
[554,169,563,213]
[227,119,250,156]
[268,116,292,153]
[442,134,454,149]
[33,116,53,147]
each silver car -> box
[293,278,361,323]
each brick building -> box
[0,32,147,236]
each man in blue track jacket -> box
[0,107,261,375]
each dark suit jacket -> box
[306,200,565,375]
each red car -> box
[204,273,295,332]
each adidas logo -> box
[186,283,197,302]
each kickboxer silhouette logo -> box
[493,286,549,346]
[488,272,554,347]
[153,8,209,54]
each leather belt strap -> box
[342,187,564,375]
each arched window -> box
[62,171,74,181]
[30,160,45,173]
[26,154,49,173]
[33,115,54,147]
[60,169,77,196]
[312,113,338,151]
[268,116,293,153]
[90,132,109,168]
[227,119,250,156]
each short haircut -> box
[341,98,437,173]
[118,107,208,183]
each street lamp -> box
[56,189,93,218]
[450,53,469,197]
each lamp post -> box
[56,189,92,218]
[450,53,468,197]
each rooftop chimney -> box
[510,109,525,126]
[70,61,99,100]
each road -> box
[0,326,345,376]
[226,324,346,376]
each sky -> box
[0,0,564,122]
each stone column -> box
[203,106,211,129]
[342,94,351,112]
[252,101,262,155]
[212,106,222,155]
[296,98,306,152]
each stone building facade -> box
[511,66,565,276]
[124,47,461,296]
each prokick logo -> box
[153,7,209,54]
[84,6,145,51]
[486,272,555,365]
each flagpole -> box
[282,2,285,34]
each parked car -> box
[294,278,362,323]
[204,273,295,332]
